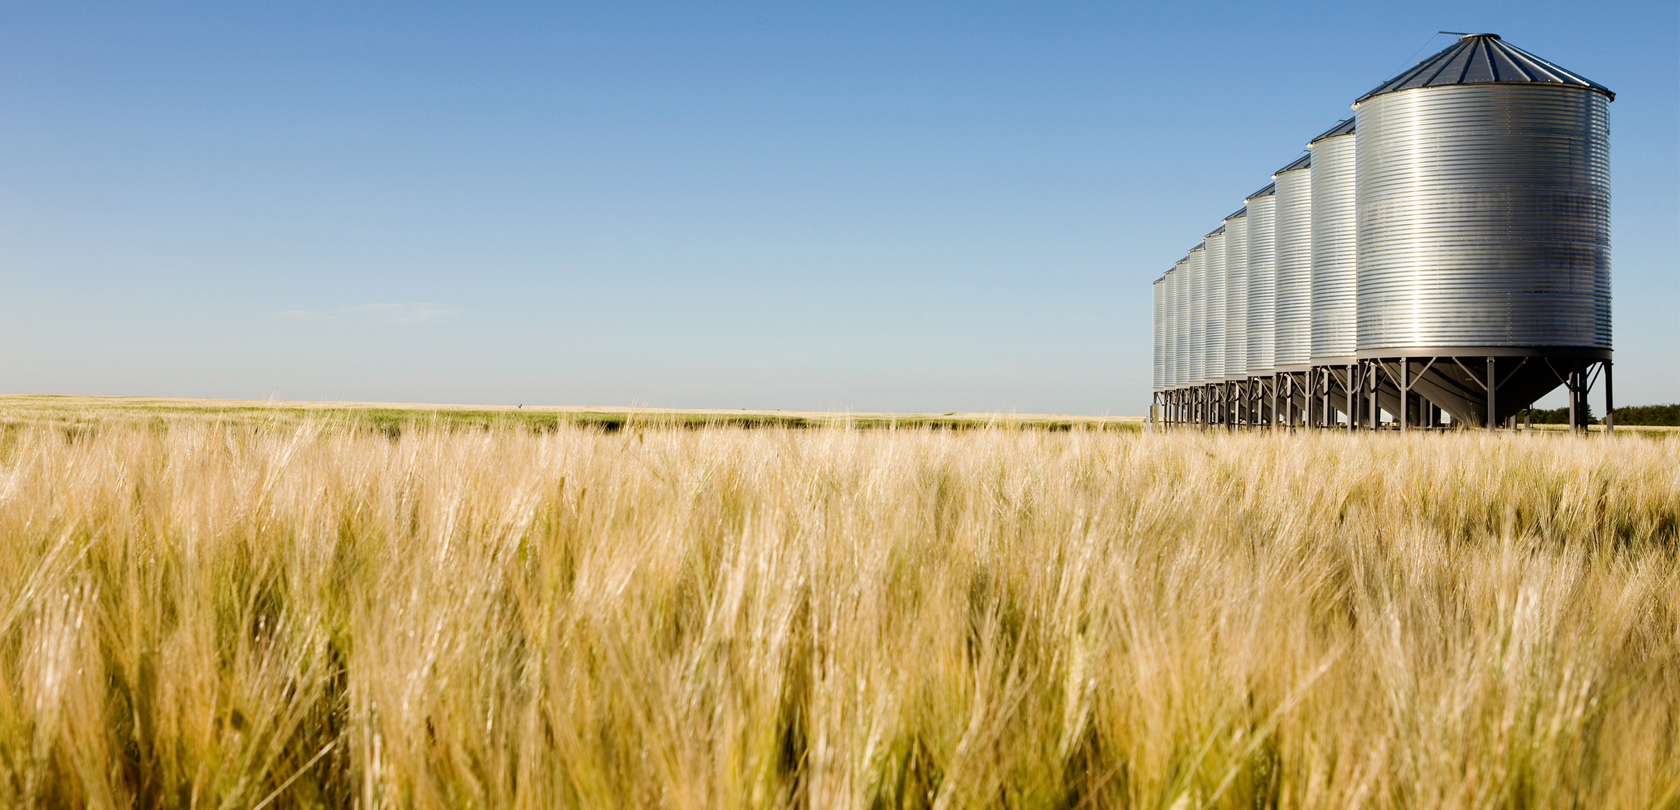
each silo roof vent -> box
[1355,33,1613,104]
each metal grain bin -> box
[1163,266,1175,388]
[1188,244,1207,385]
[1204,227,1227,381]
[1223,208,1249,379]
[1272,154,1313,368]
[1353,34,1613,353]
[1309,119,1357,363]
[1244,183,1277,374]
[1153,276,1165,391]
[1161,270,1174,388]
[1171,258,1189,386]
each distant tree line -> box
[1609,403,1680,426]
[1520,403,1680,426]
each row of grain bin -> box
[1152,33,1615,430]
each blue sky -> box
[2,1,1674,413]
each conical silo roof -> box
[1355,33,1613,104]
[1245,182,1276,200]
[1274,153,1311,176]
[1307,118,1355,145]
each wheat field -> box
[0,417,1676,809]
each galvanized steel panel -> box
[1168,260,1182,386]
[1171,259,1189,387]
[1204,229,1226,381]
[1354,84,1611,351]
[1244,189,1277,374]
[1162,270,1175,388]
[1153,277,1164,391]
[1223,210,1249,379]
[1310,128,1357,361]
[1273,161,1314,366]
[1188,245,1206,385]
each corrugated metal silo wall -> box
[1169,265,1182,386]
[1188,246,1206,385]
[1245,194,1277,374]
[1204,232,1226,380]
[1224,213,1249,378]
[1273,167,1314,365]
[1172,259,1189,386]
[1355,85,1611,351]
[1309,133,1357,360]
[1152,278,1164,391]
[1168,267,1181,388]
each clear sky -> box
[3,1,1675,414]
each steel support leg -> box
[1345,364,1355,432]
[1606,361,1614,433]
[1399,358,1408,433]
[1305,369,1315,430]
[1270,376,1278,431]
[1487,357,1497,431]
[1322,368,1331,429]
[1568,361,1579,433]
[1368,363,1378,430]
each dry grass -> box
[0,417,1676,809]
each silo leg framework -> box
[1149,34,1615,432]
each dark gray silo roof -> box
[1354,34,1613,104]
[1308,118,1355,145]
[1274,153,1311,175]
[1204,224,1226,239]
[1245,182,1277,200]
[1223,206,1248,221]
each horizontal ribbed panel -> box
[1245,195,1277,373]
[1170,260,1188,386]
[1355,84,1611,351]
[1310,133,1357,360]
[1188,247,1206,384]
[1273,167,1314,365]
[1204,232,1227,380]
[1161,271,1172,388]
[1152,278,1164,391]
[1224,214,1249,378]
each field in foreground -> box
[0,417,1676,809]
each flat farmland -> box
[0,399,1675,808]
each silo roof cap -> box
[1223,206,1248,221]
[1354,33,1613,104]
[1273,153,1311,176]
[1245,182,1277,200]
[1204,224,1226,238]
[1308,118,1355,145]
[1189,242,1205,252]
